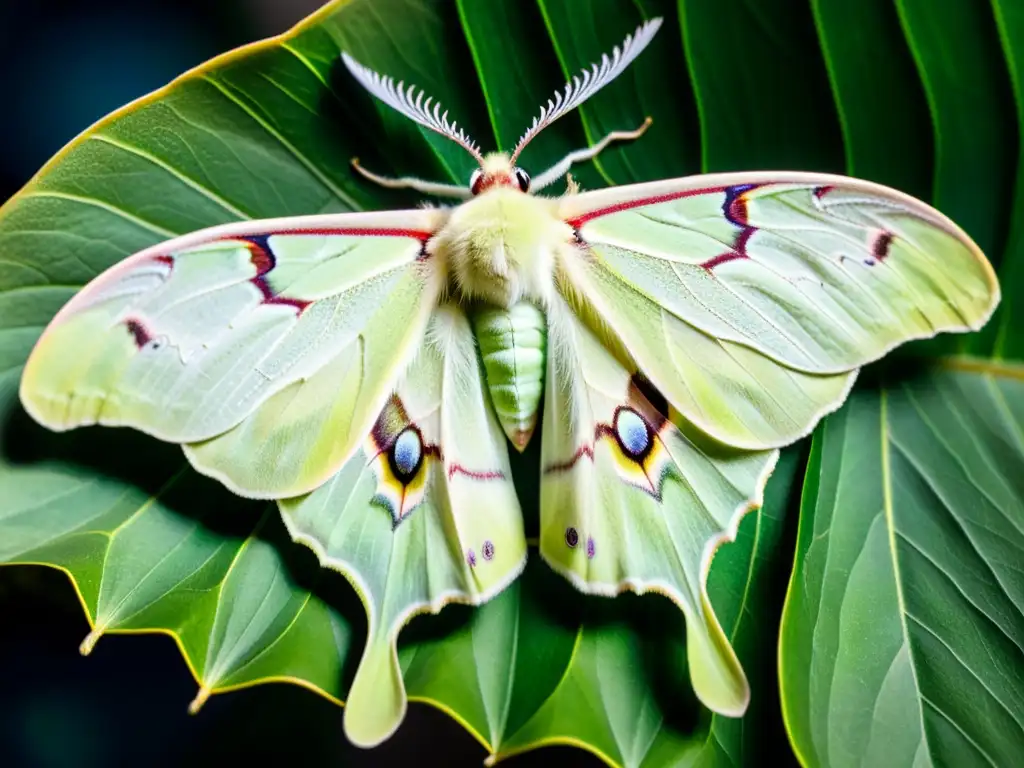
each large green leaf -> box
[0,0,807,763]
[680,0,844,174]
[0,373,357,706]
[897,0,1016,360]
[896,0,1015,267]
[779,364,1024,766]
[778,1,1024,764]
[809,0,932,199]
[987,0,1024,360]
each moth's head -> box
[470,153,531,196]
[340,17,663,194]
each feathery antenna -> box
[341,51,485,164]
[509,18,663,163]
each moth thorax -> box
[472,301,547,452]
[439,188,568,308]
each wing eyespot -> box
[388,427,424,483]
[613,407,653,461]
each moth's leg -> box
[351,158,472,200]
[529,117,653,193]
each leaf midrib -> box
[873,360,1024,767]
[878,387,931,764]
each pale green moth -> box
[18,17,999,748]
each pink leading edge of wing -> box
[565,185,731,229]
[168,226,436,315]
[567,181,844,229]
[150,226,434,273]
[213,227,435,240]
[566,183,765,272]
[37,212,443,336]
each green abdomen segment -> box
[472,301,546,452]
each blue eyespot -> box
[392,429,422,479]
[614,408,650,457]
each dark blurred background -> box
[0,0,325,202]
[0,2,596,765]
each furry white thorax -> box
[431,183,572,308]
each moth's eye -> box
[470,169,484,195]
[514,167,531,192]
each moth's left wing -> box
[557,172,999,450]
[20,211,445,498]
[540,296,777,716]
[280,304,527,748]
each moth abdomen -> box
[472,301,547,452]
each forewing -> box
[20,211,444,497]
[539,296,778,717]
[556,172,998,448]
[279,303,527,748]
[561,172,997,372]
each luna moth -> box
[17,15,999,748]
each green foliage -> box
[780,367,1024,766]
[1,0,1022,765]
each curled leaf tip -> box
[188,685,212,714]
[79,627,103,656]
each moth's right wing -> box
[556,172,998,450]
[539,296,777,718]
